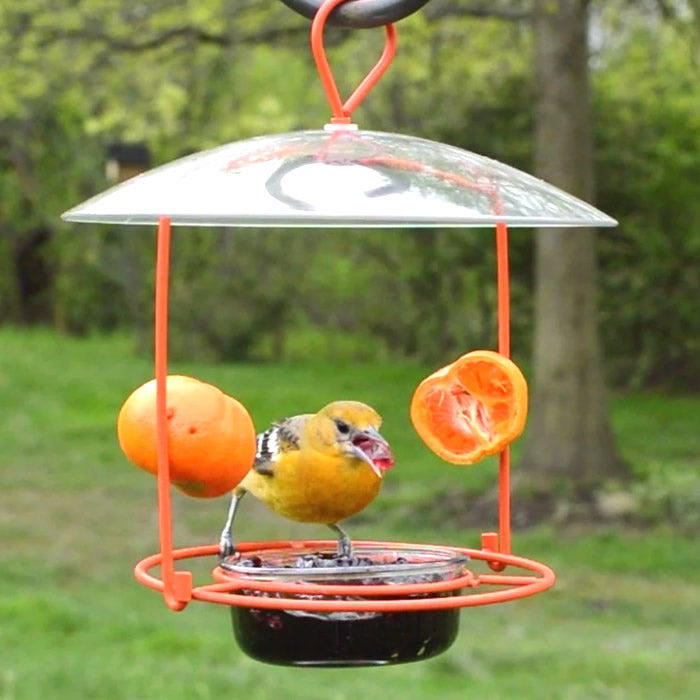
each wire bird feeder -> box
[63,0,616,667]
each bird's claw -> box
[219,536,236,560]
[336,542,352,558]
[336,535,353,559]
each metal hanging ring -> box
[279,0,431,29]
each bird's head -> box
[316,400,395,478]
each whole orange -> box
[117,375,256,498]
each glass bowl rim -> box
[219,544,469,582]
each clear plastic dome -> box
[62,129,617,228]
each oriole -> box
[219,400,394,558]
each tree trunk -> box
[517,0,628,503]
[0,231,22,322]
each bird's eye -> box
[334,419,350,435]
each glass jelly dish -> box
[218,544,470,667]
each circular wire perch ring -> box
[279,0,430,28]
[134,541,555,613]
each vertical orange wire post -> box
[483,221,512,570]
[496,221,512,558]
[154,216,192,610]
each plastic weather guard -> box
[61,129,617,228]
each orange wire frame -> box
[134,0,555,611]
[137,210,555,612]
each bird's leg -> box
[219,489,246,559]
[328,522,353,559]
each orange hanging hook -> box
[311,0,397,124]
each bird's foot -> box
[218,534,236,560]
[336,541,353,559]
[219,490,245,560]
[328,523,354,560]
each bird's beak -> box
[350,427,395,479]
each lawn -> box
[0,328,698,699]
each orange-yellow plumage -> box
[241,446,383,524]
[219,400,395,557]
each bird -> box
[219,400,394,559]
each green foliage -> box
[0,2,697,388]
[594,9,700,389]
[167,228,311,360]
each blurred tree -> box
[593,1,700,390]
[418,1,629,513]
[424,0,697,512]
[0,0,697,394]
[517,0,629,510]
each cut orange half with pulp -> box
[410,350,528,465]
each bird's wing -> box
[252,413,312,476]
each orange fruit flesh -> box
[410,351,528,465]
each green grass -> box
[0,328,698,699]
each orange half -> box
[410,350,528,465]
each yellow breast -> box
[241,451,382,524]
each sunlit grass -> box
[0,328,698,699]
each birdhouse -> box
[105,142,151,184]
